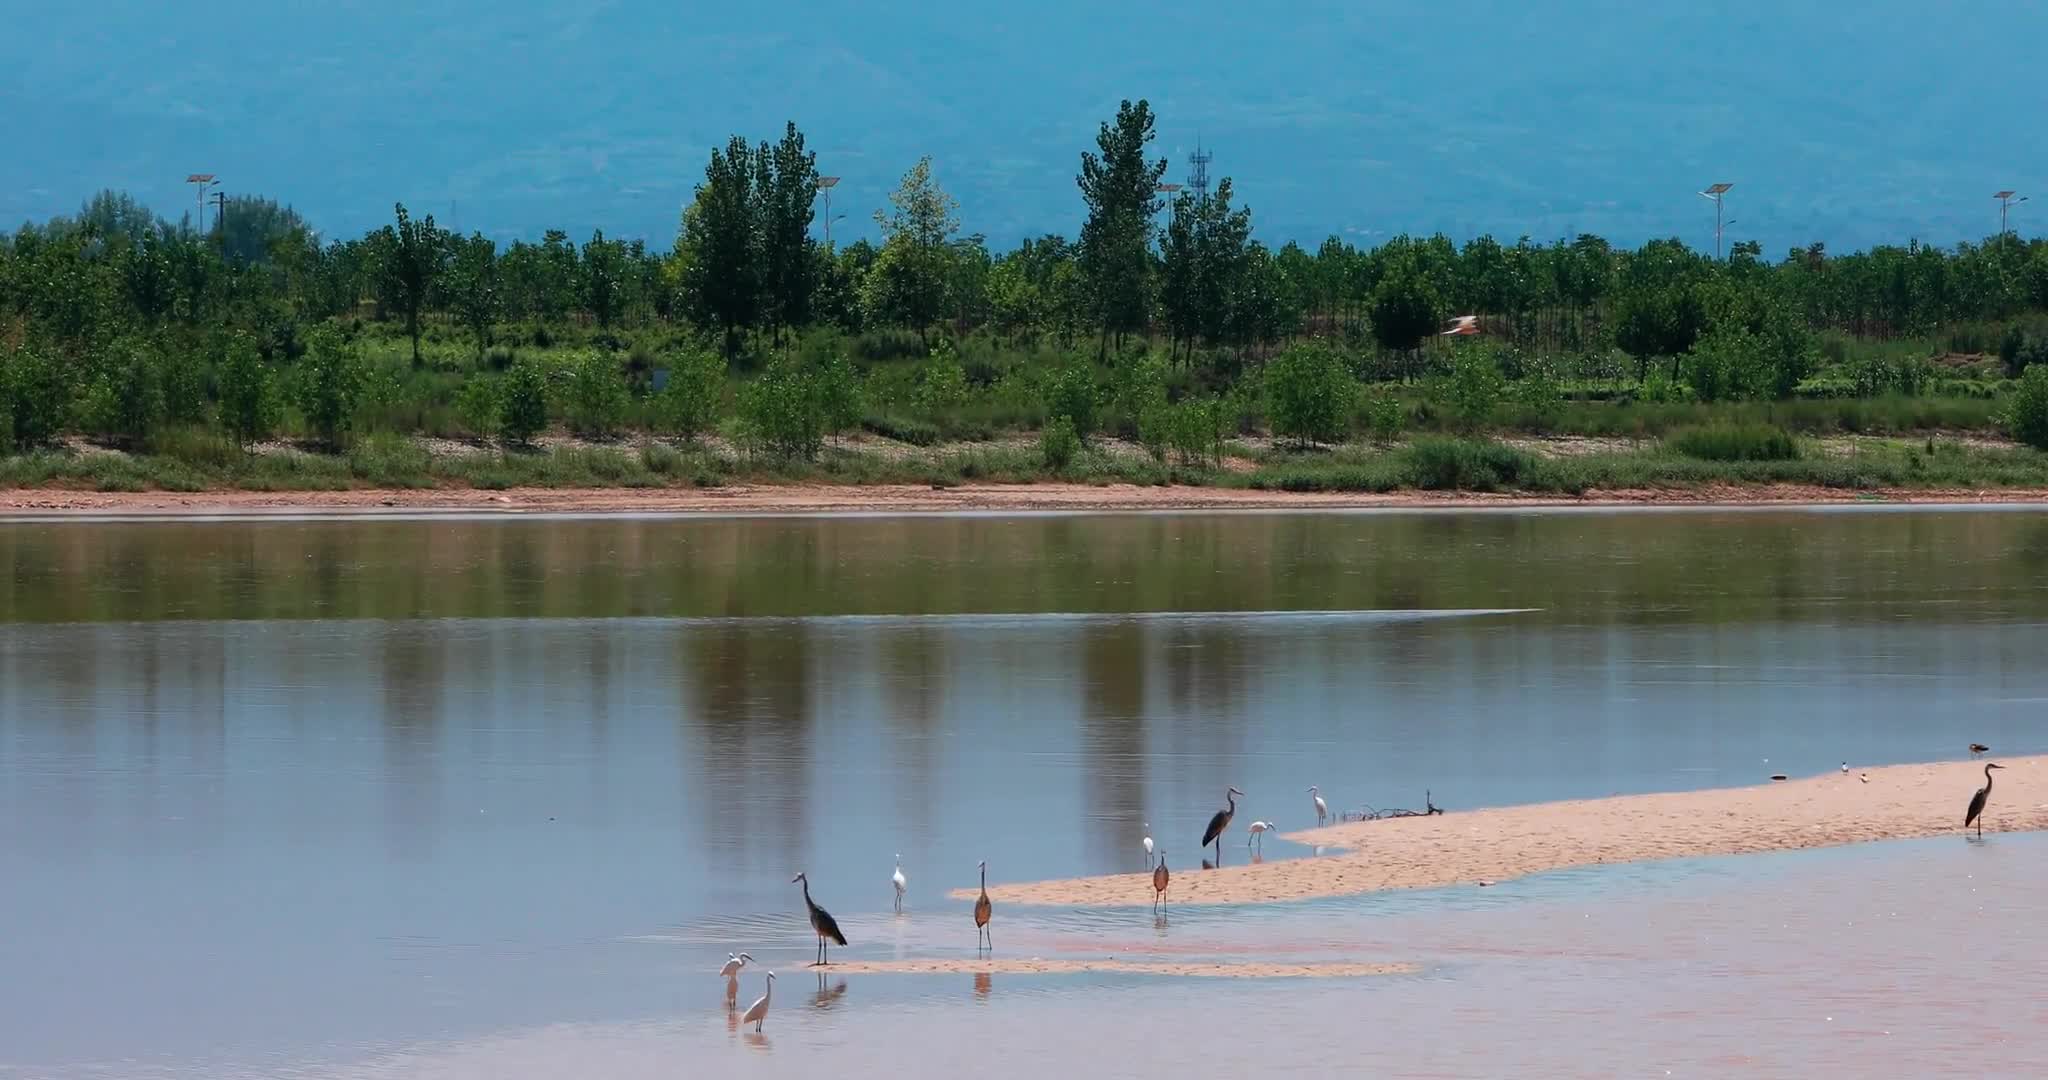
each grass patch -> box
[1664,424,1801,462]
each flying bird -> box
[892,855,907,914]
[974,860,993,954]
[1202,786,1244,866]
[1246,820,1274,852]
[1309,786,1328,827]
[792,872,847,966]
[741,971,775,1033]
[1966,762,2004,836]
[1442,314,1481,336]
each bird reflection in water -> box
[1201,857,1215,871]
[973,972,991,1002]
[1250,850,1265,866]
[811,971,848,1009]
[743,1031,770,1051]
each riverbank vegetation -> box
[7,100,2048,494]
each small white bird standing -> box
[1142,823,1154,868]
[719,952,753,1008]
[1246,820,1273,851]
[1308,786,1328,827]
[741,971,775,1033]
[891,855,907,913]
[1840,762,1849,774]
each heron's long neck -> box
[1227,792,1237,811]
[1985,765,1996,790]
[980,865,986,889]
[800,878,812,906]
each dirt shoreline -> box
[9,481,2048,517]
[950,756,2048,908]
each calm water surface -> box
[4,509,2048,1077]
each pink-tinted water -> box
[131,834,2043,1080]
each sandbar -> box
[952,756,2047,907]
[811,958,1413,978]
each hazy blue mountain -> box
[5,1,2042,254]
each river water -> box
[3,508,2046,1077]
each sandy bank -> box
[8,482,2048,518]
[953,756,2048,908]
[811,958,1413,978]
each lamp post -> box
[185,173,218,234]
[817,176,841,248]
[1698,182,1733,260]
[1996,191,2028,236]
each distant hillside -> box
[4,1,2042,253]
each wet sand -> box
[957,756,2048,907]
[814,958,1414,978]
[8,481,2048,517]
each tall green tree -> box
[445,232,500,361]
[373,203,448,367]
[680,136,760,357]
[582,229,626,329]
[862,156,958,345]
[759,122,819,344]
[1077,99,1167,356]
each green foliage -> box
[1265,341,1355,447]
[1110,351,1168,438]
[1665,423,1801,461]
[84,338,167,444]
[738,359,829,459]
[862,157,959,341]
[815,354,864,441]
[3,342,74,448]
[1365,391,1406,444]
[564,350,629,437]
[913,340,970,416]
[216,337,278,446]
[1368,258,1444,355]
[1402,437,1535,491]
[500,356,552,445]
[658,348,727,440]
[1077,99,1168,346]
[1443,344,1506,426]
[1039,414,1080,471]
[1041,360,1098,439]
[2004,366,2048,450]
[374,202,448,366]
[454,376,501,439]
[1162,397,1227,466]
[295,329,365,444]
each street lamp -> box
[1995,191,2028,236]
[1698,182,1733,260]
[817,176,841,248]
[186,173,219,234]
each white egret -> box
[1142,823,1154,868]
[717,952,754,979]
[1308,785,1328,827]
[1246,820,1273,852]
[741,971,775,1032]
[891,855,907,913]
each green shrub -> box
[296,328,365,445]
[500,357,552,445]
[1665,423,1800,461]
[1165,397,1227,467]
[1039,415,1079,471]
[454,376,501,439]
[216,337,278,447]
[564,350,628,437]
[1443,344,1506,426]
[1366,392,1406,444]
[913,341,970,416]
[347,431,433,486]
[2004,366,2048,449]
[1111,351,1169,439]
[1265,341,1355,447]
[815,355,864,443]
[160,344,207,426]
[1401,437,1535,491]
[658,348,726,441]
[738,360,826,459]
[4,341,74,448]
[863,413,941,446]
[1041,360,1098,439]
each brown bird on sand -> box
[1152,852,1171,913]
